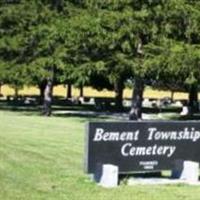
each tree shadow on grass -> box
[0,99,117,121]
[1,98,199,121]
[53,114,113,123]
[143,107,182,114]
[52,112,118,123]
[0,100,40,115]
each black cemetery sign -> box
[85,121,200,174]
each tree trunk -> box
[43,78,54,116]
[189,85,198,113]
[39,81,47,105]
[171,91,174,102]
[42,65,55,116]
[14,87,19,100]
[79,85,84,97]
[129,78,144,120]
[114,79,124,112]
[66,83,72,99]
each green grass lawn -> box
[1,111,200,200]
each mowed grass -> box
[1,111,200,200]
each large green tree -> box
[1,0,200,117]
[145,0,200,113]
[0,0,70,115]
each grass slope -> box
[0,111,200,200]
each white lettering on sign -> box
[91,125,200,160]
[121,143,176,157]
[139,161,158,170]
[93,128,139,142]
[147,127,200,142]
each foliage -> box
[1,0,200,110]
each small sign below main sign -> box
[85,121,200,174]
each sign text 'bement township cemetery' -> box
[85,121,200,174]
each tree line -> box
[1,0,200,118]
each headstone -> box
[97,164,119,188]
[181,161,199,182]
[24,98,31,104]
[123,99,131,107]
[174,101,183,107]
[172,160,199,182]
[89,98,95,105]
[142,98,151,107]
[78,97,84,104]
[180,106,189,116]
